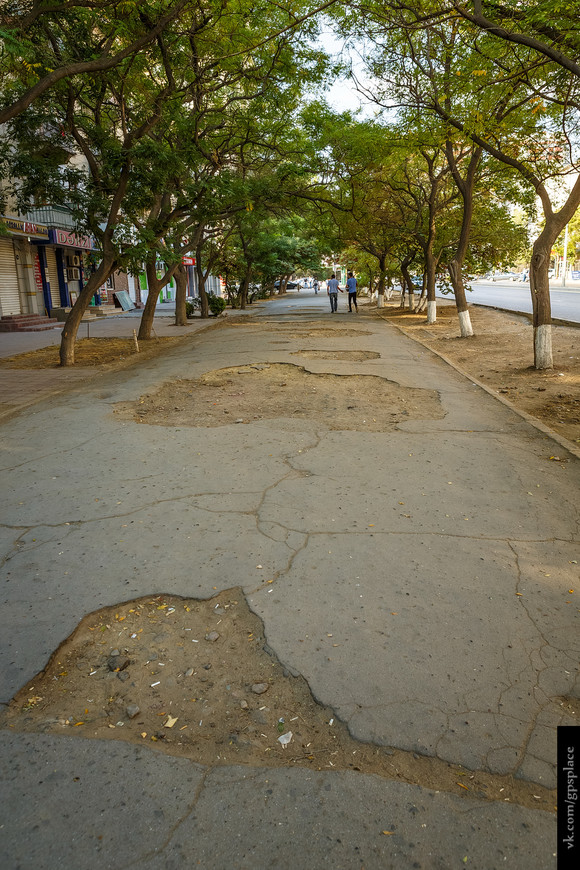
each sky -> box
[314,26,376,116]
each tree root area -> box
[0,337,181,369]
[0,590,554,813]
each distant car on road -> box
[490,271,519,282]
[274,280,298,290]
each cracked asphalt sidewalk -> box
[0,292,577,868]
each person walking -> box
[346,271,358,312]
[327,273,342,312]
[313,279,319,294]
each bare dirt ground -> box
[378,301,580,447]
[1,591,554,812]
[114,362,443,432]
[0,336,182,369]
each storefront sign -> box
[33,252,44,291]
[1,214,49,238]
[50,228,94,249]
[182,256,196,266]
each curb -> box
[380,314,580,462]
[466,302,580,330]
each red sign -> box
[33,252,43,291]
[182,256,196,266]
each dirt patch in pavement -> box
[293,350,380,362]
[379,302,580,445]
[0,337,182,369]
[0,591,555,812]
[231,320,372,339]
[114,363,443,431]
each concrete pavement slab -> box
[0,733,555,870]
[0,294,576,865]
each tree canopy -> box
[1,0,579,368]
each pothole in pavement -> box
[292,350,380,362]
[0,591,554,812]
[114,363,443,430]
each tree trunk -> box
[527,173,580,368]
[529,235,553,369]
[529,190,580,369]
[448,260,473,336]
[174,264,188,326]
[401,261,415,312]
[444,143,481,337]
[138,260,164,340]
[415,274,428,313]
[59,256,116,365]
[376,263,386,308]
[239,265,252,309]
[194,256,209,318]
[367,270,375,301]
[424,262,436,322]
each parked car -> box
[273,280,298,290]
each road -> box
[437,279,580,323]
[1,291,576,868]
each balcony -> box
[23,205,75,229]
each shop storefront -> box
[25,227,95,314]
[0,215,50,317]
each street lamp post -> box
[562,223,569,287]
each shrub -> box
[208,294,226,315]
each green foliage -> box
[207,293,226,315]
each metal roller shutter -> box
[0,238,21,316]
[45,248,61,309]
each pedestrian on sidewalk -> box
[313,279,319,294]
[346,271,358,312]
[327,273,342,312]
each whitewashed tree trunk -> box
[377,294,384,308]
[427,300,436,323]
[458,309,473,337]
[534,323,552,370]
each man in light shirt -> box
[326,272,342,312]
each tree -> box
[2,0,332,361]
[0,1,191,125]
[342,1,580,365]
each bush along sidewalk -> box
[186,294,226,318]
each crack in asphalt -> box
[117,764,212,869]
[0,430,105,474]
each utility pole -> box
[562,223,569,287]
